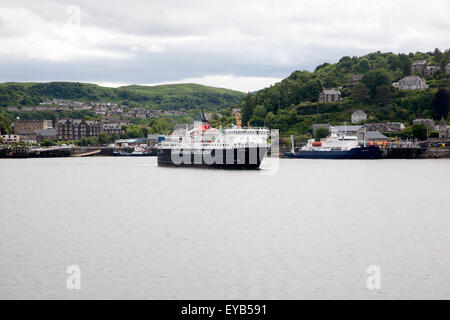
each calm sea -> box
[0,157,449,299]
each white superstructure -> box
[159,123,270,150]
[302,134,360,152]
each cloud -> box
[0,0,449,90]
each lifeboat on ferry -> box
[312,141,322,147]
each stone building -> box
[352,74,363,86]
[424,66,440,77]
[102,123,123,135]
[411,60,428,75]
[438,117,450,139]
[37,129,58,142]
[397,76,428,90]
[57,119,101,141]
[351,110,367,124]
[446,63,450,75]
[319,89,342,103]
[363,122,405,132]
[330,125,365,139]
[413,119,435,131]
[13,119,53,135]
[0,134,21,143]
[366,131,388,142]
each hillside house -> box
[319,89,342,103]
[424,66,440,77]
[352,74,363,86]
[397,76,428,90]
[351,110,367,124]
[411,60,428,75]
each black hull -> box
[157,147,268,169]
[287,146,382,159]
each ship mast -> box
[290,135,295,154]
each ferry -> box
[157,111,270,169]
[286,134,382,159]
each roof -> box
[322,89,341,95]
[352,110,367,116]
[412,60,428,66]
[332,125,362,132]
[366,131,387,140]
[399,76,425,82]
[312,123,330,129]
[37,129,57,136]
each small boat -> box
[113,145,157,157]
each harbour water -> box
[0,157,449,299]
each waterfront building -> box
[102,123,123,135]
[351,110,367,124]
[397,76,428,90]
[0,134,21,143]
[366,131,388,142]
[319,89,342,103]
[37,129,58,142]
[438,117,450,139]
[363,122,405,132]
[413,119,435,131]
[330,125,365,139]
[13,119,53,136]
[57,119,101,141]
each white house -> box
[397,76,428,90]
[351,110,367,124]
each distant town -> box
[1,52,450,159]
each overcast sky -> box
[0,0,449,92]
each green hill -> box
[235,49,450,135]
[0,82,245,110]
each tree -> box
[98,132,111,145]
[352,83,370,104]
[314,127,330,141]
[356,59,371,73]
[264,112,275,127]
[40,139,56,147]
[242,93,255,125]
[362,69,392,99]
[411,123,428,141]
[375,85,393,106]
[432,88,449,120]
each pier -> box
[0,146,114,158]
